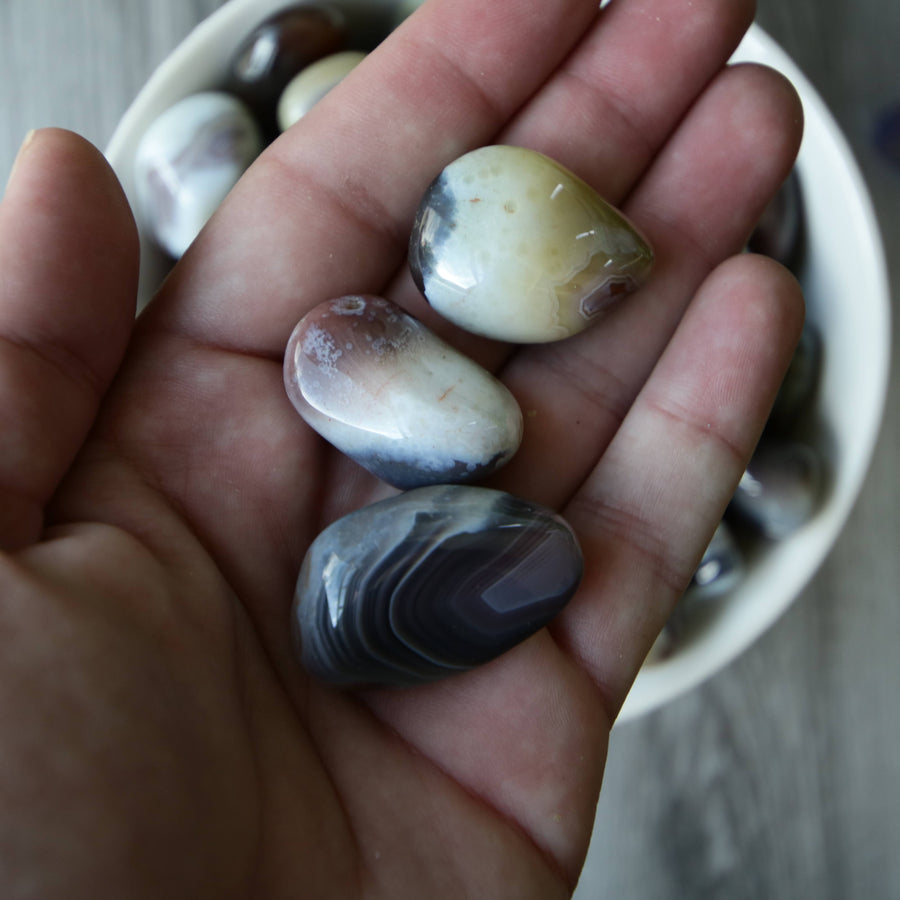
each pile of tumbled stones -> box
[132,3,823,681]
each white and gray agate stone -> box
[224,3,348,134]
[293,485,583,687]
[284,295,523,488]
[277,50,366,131]
[409,145,654,343]
[134,91,263,258]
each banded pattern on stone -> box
[294,485,583,687]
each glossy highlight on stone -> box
[730,439,823,539]
[649,522,744,662]
[134,91,262,258]
[689,522,744,598]
[409,145,654,343]
[277,50,366,131]
[293,485,584,687]
[225,4,347,131]
[284,295,523,488]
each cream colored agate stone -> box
[276,50,366,131]
[284,295,523,488]
[409,145,654,343]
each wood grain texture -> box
[1,2,898,898]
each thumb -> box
[0,128,139,549]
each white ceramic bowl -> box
[106,2,891,721]
[621,27,891,720]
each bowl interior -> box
[620,27,890,720]
[106,0,400,305]
[105,6,891,722]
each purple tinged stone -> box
[293,485,583,687]
[283,295,523,489]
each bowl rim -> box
[619,25,891,721]
[105,7,892,723]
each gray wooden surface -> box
[1,1,898,897]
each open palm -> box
[0,0,804,896]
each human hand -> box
[0,0,803,896]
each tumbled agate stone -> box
[689,521,743,598]
[730,439,823,539]
[409,145,654,343]
[293,485,583,687]
[277,50,366,131]
[748,169,804,268]
[225,4,347,130]
[134,91,263,258]
[649,523,744,662]
[767,324,822,432]
[284,295,523,488]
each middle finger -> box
[490,62,803,506]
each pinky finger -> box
[554,253,805,718]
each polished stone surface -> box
[730,439,823,539]
[689,521,745,598]
[225,3,347,131]
[277,49,365,131]
[766,323,822,432]
[649,522,744,662]
[284,295,523,488]
[134,91,262,258]
[748,168,804,268]
[293,485,583,687]
[409,144,654,343]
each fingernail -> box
[5,129,38,193]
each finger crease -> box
[0,330,106,400]
[567,491,693,599]
[557,66,656,173]
[265,152,410,254]
[644,393,747,471]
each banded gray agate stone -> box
[748,170,804,268]
[409,145,654,343]
[134,91,262,258]
[649,523,744,662]
[284,296,523,488]
[293,485,583,687]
